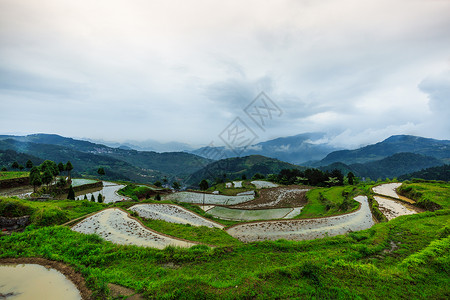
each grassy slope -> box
[0,210,448,299]
[398,181,450,209]
[0,171,29,181]
[298,186,360,219]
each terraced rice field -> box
[372,183,415,203]
[207,206,294,221]
[71,208,196,249]
[251,180,279,189]
[374,196,419,220]
[129,204,224,228]
[226,196,374,242]
[71,178,98,187]
[232,181,243,188]
[163,192,254,205]
[234,186,309,209]
[78,181,129,203]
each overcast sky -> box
[1,0,449,149]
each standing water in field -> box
[0,264,81,300]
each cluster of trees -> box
[30,160,74,192]
[267,168,355,187]
[1,159,35,171]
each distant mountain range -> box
[185,155,302,186]
[0,133,448,183]
[314,135,450,166]
[0,134,211,183]
[191,132,340,165]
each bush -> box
[31,208,69,226]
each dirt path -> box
[226,196,374,242]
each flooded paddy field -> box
[372,183,415,203]
[233,186,309,209]
[226,196,374,242]
[207,206,300,221]
[129,204,224,228]
[71,208,197,249]
[374,196,420,220]
[163,192,254,205]
[251,180,279,189]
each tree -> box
[40,160,59,188]
[155,194,161,201]
[172,181,180,191]
[252,173,265,180]
[11,161,19,169]
[65,161,73,183]
[154,181,162,188]
[67,185,75,200]
[90,195,95,202]
[347,172,355,185]
[30,167,42,193]
[97,167,105,176]
[19,165,24,171]
[58,162,65,174]
[42,170,53,188]
[84,194,88,200]
[1,167,7,171]
[26,160,33,169]
[241,174,247,180]
[97,193,103,203]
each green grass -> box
[298,186,361,219]
[138,218,241,247]
[208,181,254,196]
[398,181,450,210]
[0,171,29,181]
[0,209,448,299]
[0,197,106,226]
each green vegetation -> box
[207,181,254,196]
[0,207,448,299]
[118,184,160,201]
[399,164,450,181]
[299,186,360,219]
[0,197,105,226]
[0,171,29,181]
[398,180,450,211]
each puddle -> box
[0,264,81,300]
[226,196,375,242]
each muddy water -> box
[372,183,415,203]
[374,196,419,220]
[208,206,293,221]
[0,264,81,300]
[226,196,375,242]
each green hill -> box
[317,135,450,166]
[399,164,450,181]
[186,155,303,186]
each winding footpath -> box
[226,196,375,242]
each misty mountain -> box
[0,134,211,182]
[319,152,444,180]
[191,132,340,165]
[398,164,450,181]
[185,155,303,186]
[0,149,44,170]
[85,138,195,152]
[315,135,450,166]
